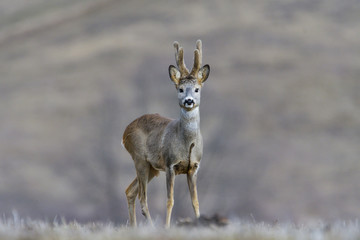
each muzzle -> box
[183,98,195,109]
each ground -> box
[1,214,360,240]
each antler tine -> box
[196,39,202,66]
[173,41,189,77]
[190,39,202,77]
[173,41,179,61]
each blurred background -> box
[1,0,360,224]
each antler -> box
[190,39,202,77]
[173,41,190,78]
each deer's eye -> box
[195,88,199,93]
[179,88,184,93]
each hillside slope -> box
[0,0,360,223]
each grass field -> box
[1,214,360,240]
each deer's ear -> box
[169,65,180,86]
[198,64,210,83]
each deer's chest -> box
[170,142,202,175]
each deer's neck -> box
[179,107,200,139]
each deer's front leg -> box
[187,164,200,218]
[165,166,175,228]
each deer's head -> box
[169,40,210,111]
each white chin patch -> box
[184,103,195,108]
[184,103,194,109]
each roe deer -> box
[123,40,210,228]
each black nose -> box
[184,99,194,105]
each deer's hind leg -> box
[135,159,159,226]
[125,177,138,227]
